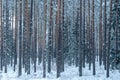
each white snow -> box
[0,62,120,80]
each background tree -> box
[110,0,120,69]
[18,0,22,76]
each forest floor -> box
[0,62,120,80]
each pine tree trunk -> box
[0,0,3,71]
[103,0,107,70]
[33,0,37,73]
[56,0,62,78]
[14,0,18,72]
[61,0,64,72]
[83,0,86,68]
[43,0,47,78]
[107,0,112,77]
[79,0,83,76]
[48,0,53,73]
[18,0,22,76]
[88,0,91,70]
[24,0,30,74]
[92,0,96,75]
[99,0,103,66]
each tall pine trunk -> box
[48,0,53,73]
[18,0,22,76]
[99,0,103,66]
[103,0,107,70]
[79,0,83,76]
[56,0,62,78]
[43,0,47,78]
[92,0,96,75]
[107,0,112,77]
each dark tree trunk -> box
[48,0,53,73]
[79,0,83,76]
[43,0,47,78]
[107,0,112,77]
[18,0,23,76]
[83,0,86,68]
[92,0,96,75]
[56,0,62,78]
[99,0,103,66]
[0,0,3,71]
[103,0,107,70]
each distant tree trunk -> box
[103,0,107,70]
[79,0,83,76]
[10,1,15,67]
[48,0,53,73]
[4,0,9,73]
[43,0,47,78]
[107,0,112,77]
[0,0,3,71]
[75,8,79,67]
[38,7,42,64]
[87,0,91,70]
[99,0,103,66]
[92,0,95,75]
[14,0,18,72]
[83,0,86,68]
[24,0,30,74]
[33,0,37,73]
[18,0,22,76]
[61,0,64,72]
[56,0,62,78]
[30,0,33,66]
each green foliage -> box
[110,0,120,69]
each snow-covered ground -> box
[0,62,120,80]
